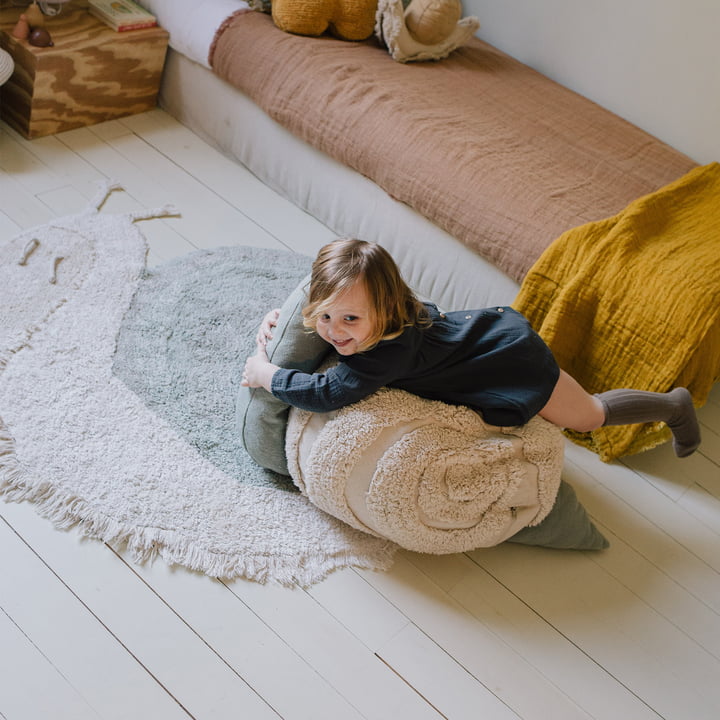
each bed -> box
[138,0,719,463]
[138,0,692,295]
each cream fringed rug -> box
[0,183,394,586]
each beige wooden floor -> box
[1,110,719,720]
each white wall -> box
[463,0,720,164]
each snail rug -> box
[0,183,393,586]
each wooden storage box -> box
[0,3,168,138]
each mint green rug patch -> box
[113,245,310,491]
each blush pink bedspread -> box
[210,11,696,282]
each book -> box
[87,0,158,32]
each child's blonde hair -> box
[303,238,430,352]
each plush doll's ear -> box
[375,0,479,62]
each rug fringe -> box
[87,179,123,212]
[0,423,395,587]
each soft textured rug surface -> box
[0,184,394,586]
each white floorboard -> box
[1,111,719,720]
[0,514,191,720]
[0,608,100,720]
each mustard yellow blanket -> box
[514,163,720,461]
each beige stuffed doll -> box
[377,0,480,62]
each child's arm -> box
[243,346,387,411]
[241,308,281,390]
[242,345,278,391]
[271,339,410,412]
[256,308,280,347]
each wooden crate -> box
[0,3,168,138]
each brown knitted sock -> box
[597,387,701,458]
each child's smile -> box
[316,280,375,355]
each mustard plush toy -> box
[272,0,377,41]
[266,0,479,61]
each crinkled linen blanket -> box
[515,163,720,461]
[209,10,696,283]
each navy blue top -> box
[271,305,560,426]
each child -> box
[242,239,700,458]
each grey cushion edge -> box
[507,479,609,550]
[236,274,330,475]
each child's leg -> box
[596,387,700,458]
[538,370,605,432]
[539,371,701,458]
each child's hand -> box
[241,345,279,391]
[256,308,280,348]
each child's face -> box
[316,280,375,355]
